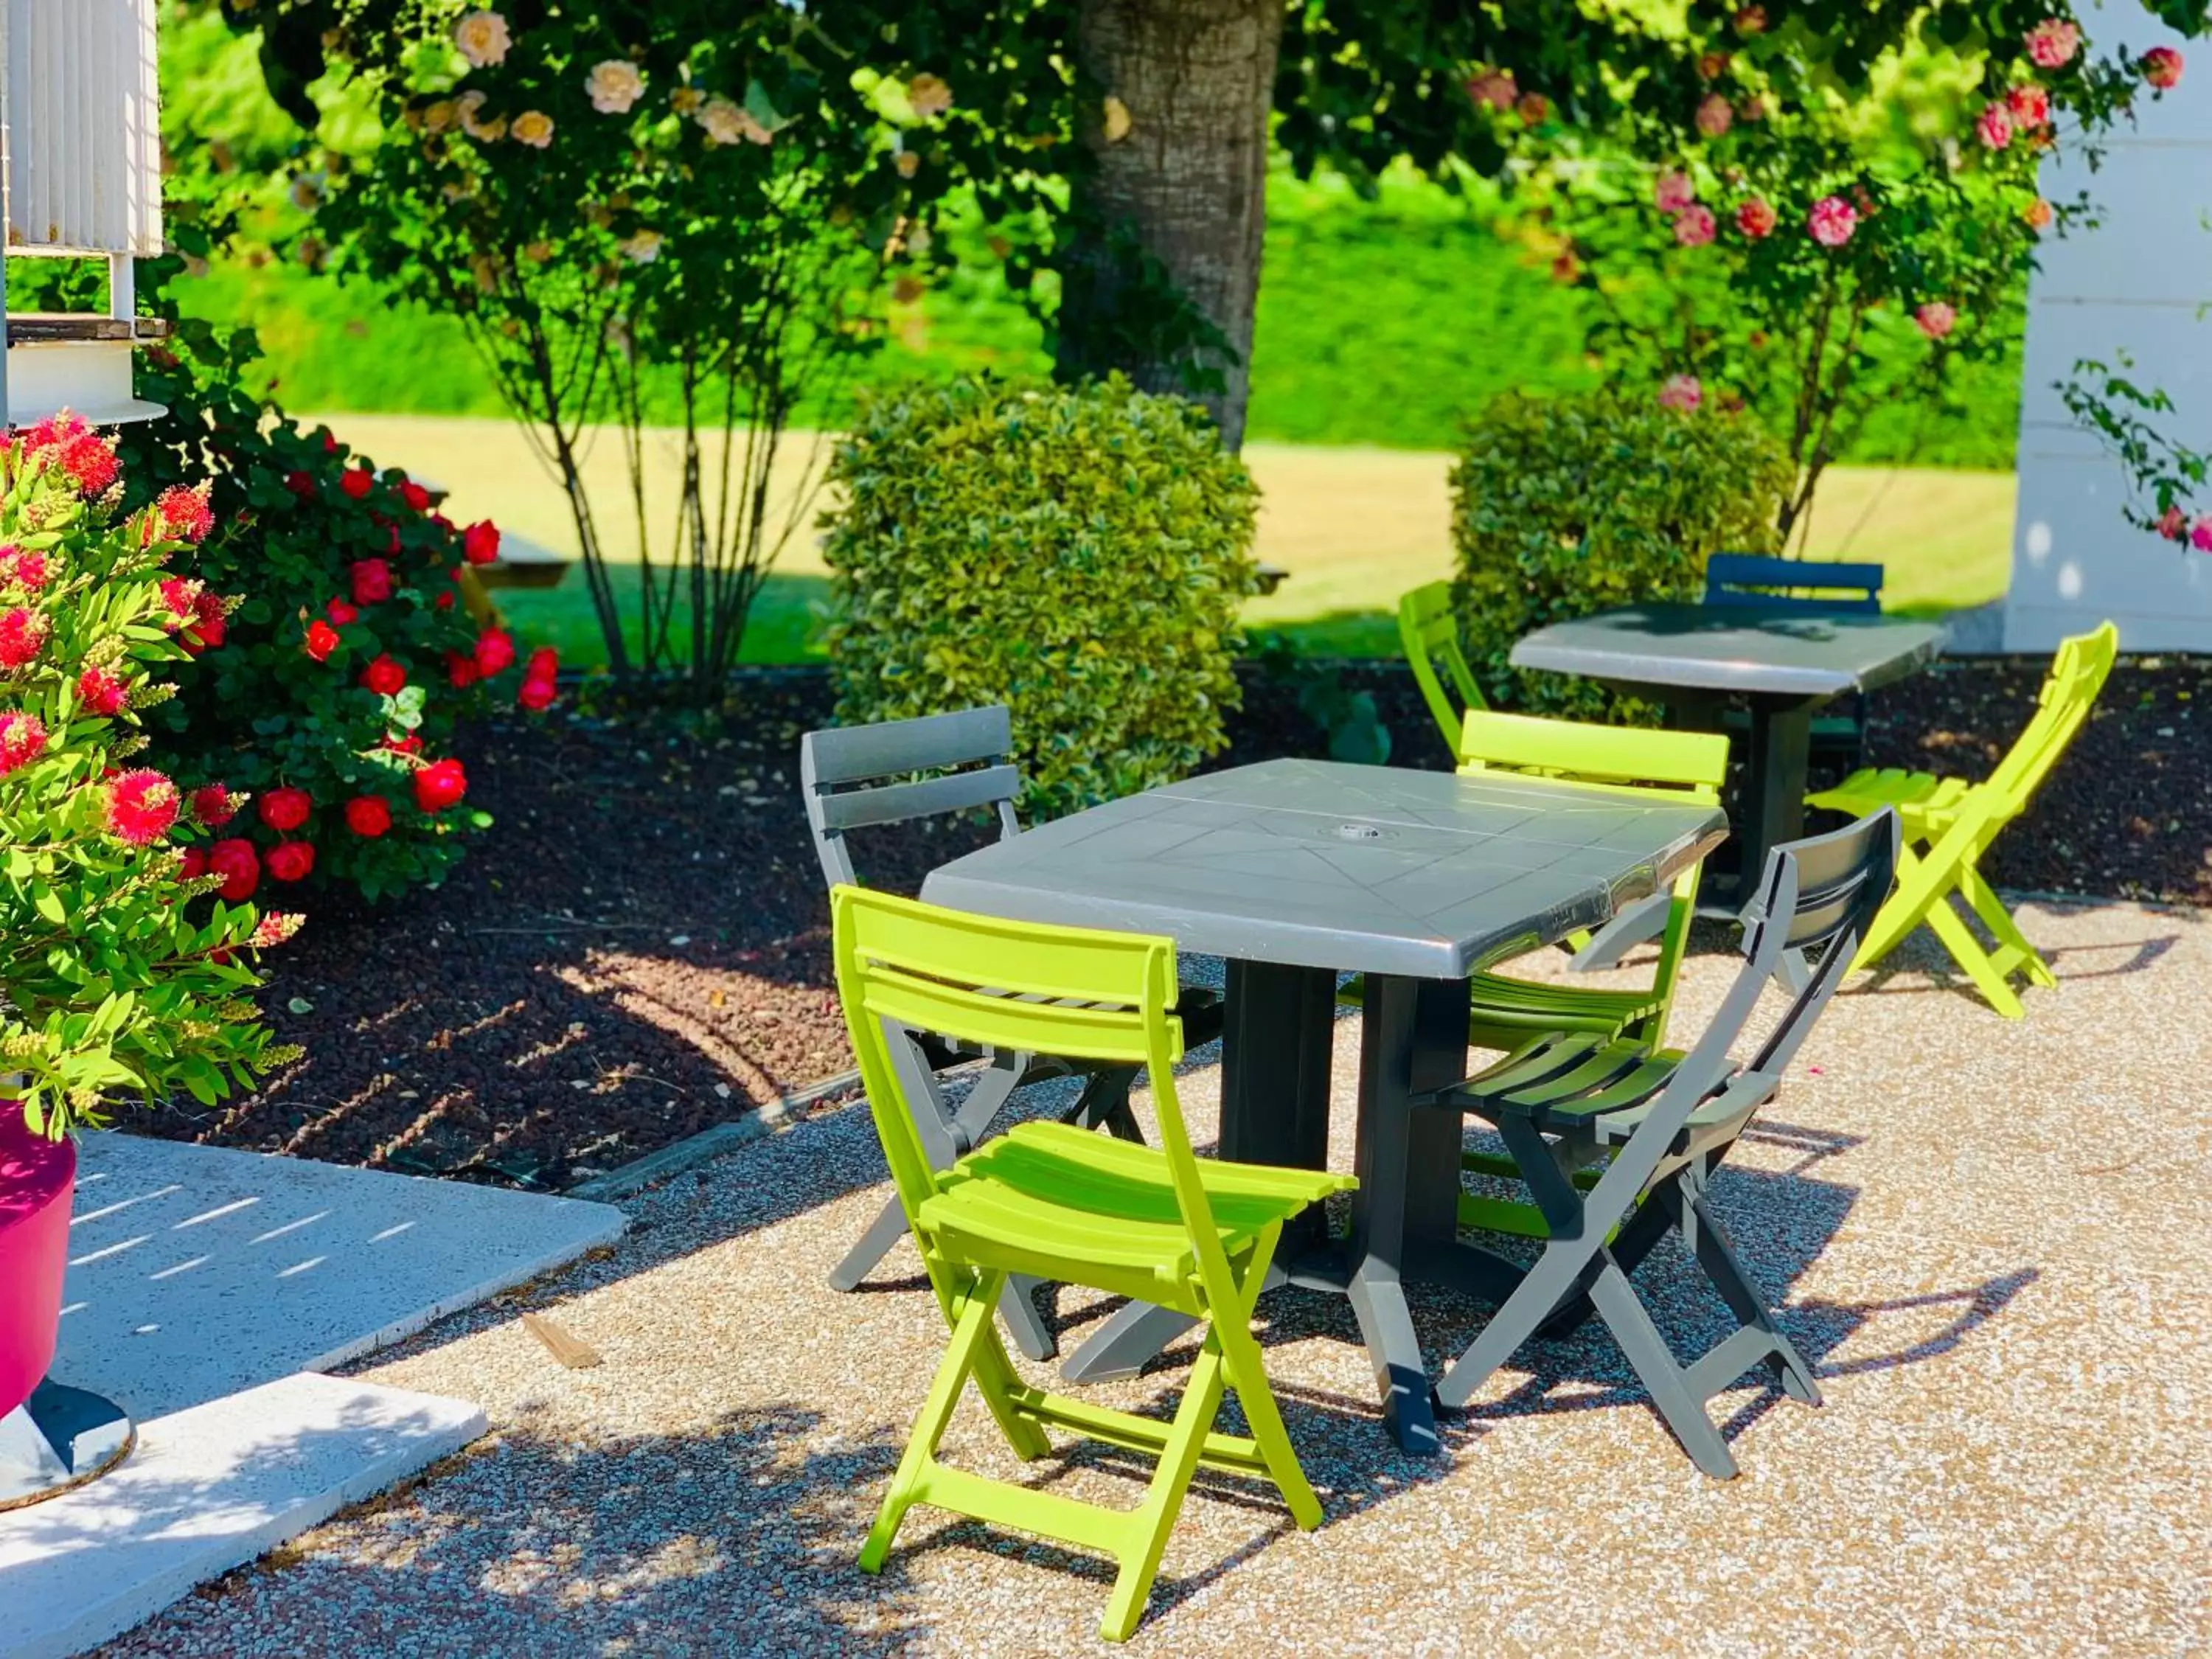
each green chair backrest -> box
[830,886,1239,1301]
[1399,582,1487,751]
[1456,709,1729,1006]
[1983,622,2118,812]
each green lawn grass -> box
[320,413,2013,668]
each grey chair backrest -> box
[1663,808,1902,1127]
[1704,552,1885,616]
[799,706,1024,891]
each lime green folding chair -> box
[1341,710,1729,1237]
[1399,581,1487,753]
[832,886,1354,1644]
[1806,620,2118,1018]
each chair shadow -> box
[1848,924,2178,1008]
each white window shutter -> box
[2,0,163,257]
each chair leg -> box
[1677,1186,1820,1406]
[829,1192,913,1292]
[1065,1067,1147,1144]
[1585,1258,1739,1480]
[1211,1231,1324,1530]
[1957,861,2058,989]
[1918,892,2028,1019]
[1100,1339,1227,1644]
[862,1271,1043,1573]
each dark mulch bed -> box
[140,653,2212,1189]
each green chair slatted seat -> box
[1804,620,2118,1018]
[1341,709,1730,1239]
[833,886,1353,1643]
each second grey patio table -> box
[1511,603,1944,908]
[919,757,1727,1454]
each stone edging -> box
[565,1068,861,1203]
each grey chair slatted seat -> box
[1704,553,1885,771]
[1425,807,1900,1478]
[801,705,1222,1363]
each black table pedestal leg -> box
[1719,698,1814,909]
[1349,973,1467,1457]
[1058,959,1337,1385]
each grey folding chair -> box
[800,705,1221,1360]
[1427,808,1900,1478]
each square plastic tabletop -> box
[1510,603,1948,699]
[919,758,1727,981]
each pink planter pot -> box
[0,1105,74,1419]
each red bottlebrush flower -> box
[462,521,501,565]
[344,796,394,838]
[259,786,313,832]
[0,608,49,669]
[0,546,52,591]
[473,627,516,676]
[341,467,375,501]
[105,769,181,846]
[382,732,424,757]
[445,650,480,689]
[284,470,318,499]
[434,590,455,612]
[58,434,119,495]
[158,577,202,626]
[182,592,229,657]
[518,675,557,712]
[156,484,215,543]
[0,710,48,775]
[350,559,393,606]
[178,846,209,883]
[266,841,316,883]
[304,619,342,662]
[77,665,130,716]
[326,597,360,625]
[361,654,408,697]
[400,480,431,512]
[191,783,238,825]
[414,757,468,813]
[206,838,260,901]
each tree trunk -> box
[1058,0,1281,451]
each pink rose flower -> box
[2192,515,2212,552]
[1977,102,2014,150]
[1735,198,1777,239]
[2158,504,2188,541]
[1915,302,1957,340]
[2144,47,2185,91]
[2006,85,2052,128]
[1673,204,1718,247]
[1465,72,1517,112]
[1696,94,1733,138]
[1658,374,1703,414]
[1807,195,1859,247]
[1655,170,1697,214]
[2025,19,2081,69]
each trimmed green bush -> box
[823,375,1260,818]
[1450,390,1794,720]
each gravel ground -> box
[97,897,2212,1656]
[135,653,2212,1191]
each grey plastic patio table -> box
[1511,603,1944,908]
[920,758,1727,1454]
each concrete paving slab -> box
[55,1135,624,1422]
[0,1372,484,1659]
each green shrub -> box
[822,375,1261,818]
[1450,389,1794,720]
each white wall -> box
[2008,4,2212,651]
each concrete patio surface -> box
[89,896,2212,1657]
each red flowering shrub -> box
[116,322,555,901]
